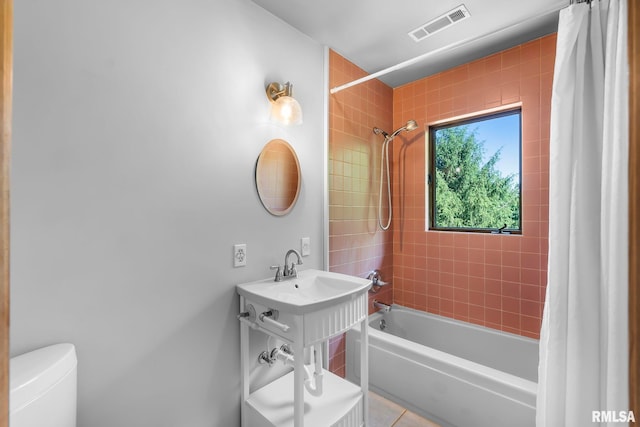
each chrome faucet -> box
[284,249,303,278]
[270,249,304,281]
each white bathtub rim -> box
[365,305,538,345]
[383,341,535,406]
[353,329,537,408]
[354,306,537,400]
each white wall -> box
[10,0,325,425]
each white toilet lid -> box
[9,343,77,412]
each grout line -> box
[390,409,408,427]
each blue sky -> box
[471,112,521,184]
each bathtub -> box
[345,305,538,427]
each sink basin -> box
[237,269,372,315]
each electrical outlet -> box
[301,237,310,257]
[233,244,247,267]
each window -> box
[428,108,522,233]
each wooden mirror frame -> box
[255,139,301,216]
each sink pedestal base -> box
[245,369,363,427]
[238,280,370,427]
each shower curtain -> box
[537,1,629,426]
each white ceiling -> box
[250,0,567,88]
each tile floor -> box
[369,391,442,427]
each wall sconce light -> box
[266,81,303,126]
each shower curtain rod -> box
[329,5,565,94]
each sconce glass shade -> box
[266,82,303,126]
[270,95,303,126]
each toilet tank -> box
[10,343,77,427]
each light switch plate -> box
[301,237,310,256]
[234,244,247,267]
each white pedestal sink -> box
[237,269,372,427]
[237,268,372,315]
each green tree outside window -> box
[429,109,521,232]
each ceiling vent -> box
[408,4,471,42]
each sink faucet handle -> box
[289,263,298,277]
[270,265,283,282]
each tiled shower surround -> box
[328,34,555,374]
[327,50,394,376]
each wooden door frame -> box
[0,1,10,426]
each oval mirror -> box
[255,139,301,216]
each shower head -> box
[373,127,389,138]
[389,119,419,139]
[405,120,418,132]
[372,120,418,141]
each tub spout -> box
[373,300,391,312]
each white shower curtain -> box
[537,1,629,426]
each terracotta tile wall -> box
[328,50,394,376]
[391,34,556,339]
